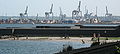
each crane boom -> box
[24,6,28,15]
[60,7,63,16]
[78,1,81,12]
[106,6,108,14]
[50,4,53,14]
[96,6,97,16]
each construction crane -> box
[105,6,112,17]
[72,1,82,19]
[45,4,54,20]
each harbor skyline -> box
[0,0,120,54]
[0,0,120,17]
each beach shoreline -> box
[0,37,119,44]
[0,37,92,43]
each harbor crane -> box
[45,4,54,20]
[59,7,66,21]
[19,6,29,23]
[105,6,112,17]
[20,6,28,18]
[36,13,39,20]
[84,6,92,19]
[24,6,28,16]
[92,6,100,23]
[89,6,100,23]
[72,1,82,19]
[95,6,98,18]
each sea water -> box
[0,40,90,54]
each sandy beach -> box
[0,37,119,44]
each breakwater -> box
[0,25,120,37]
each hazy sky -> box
[0,0,120,16]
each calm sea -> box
[0,40,90,54]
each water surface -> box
[0,40,90,54]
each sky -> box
[0,0,120,17]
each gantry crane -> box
[45,4,54,20]
[19,6,28,23]
[84,6,92,19]
[72,1,82,19]
[20,6,28,18]
[105,6,112,17]
[59,7,66,21]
